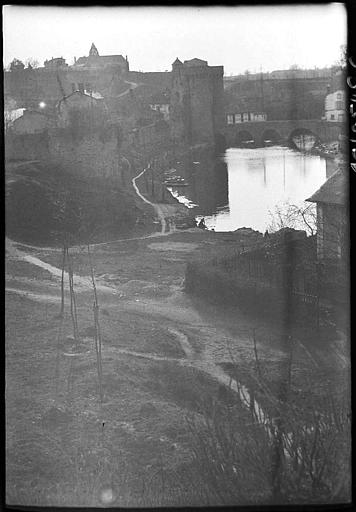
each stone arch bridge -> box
[222,119,345,148]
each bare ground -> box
[5,221,350,506]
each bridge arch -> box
[235,130,255,147]
[288,127,319,150]
[262,129,282,146]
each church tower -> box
[89,43,99,57]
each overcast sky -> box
[3,4,347,75]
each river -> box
[168,146,327,233]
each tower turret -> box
[89,43,99,57]
[172,58,183,69]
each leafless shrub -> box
[268,200,317,236]
[184,331,350,505]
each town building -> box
[12,109,54,134]
[170,57,224,147]
[148,92,170,121]
[56,90,107,130]
[73,43,129,74]
[44,57,68,69]
[324,90,346,122]
[5,108,55,161]
[4,43,130,111]
[306,168,348,261]
[226,112,267,124]
[224,69,334,121]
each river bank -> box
[6,191,350,507]
[6,142,350,506]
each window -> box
[336,101,343,110]
[330,114,335,120]
[336,92,342,100]
[227,114,234,125]
[235,114,242,123]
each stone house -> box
[48,89,121,177]
[6,109,55,161]
[56,90,107,127]
[44,57,68,69]
[12,109,54,134]
[149,92,170,121]
[306,169,348,261]
[324,90,346,122]
[323,69,346,122]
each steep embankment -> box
[5,160,141,246]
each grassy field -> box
[6,220,351,506]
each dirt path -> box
[132,163,167,234]
[6,239,117,294]
[6,156,348,419]
[115,79,139,98]
[5,159,176,253]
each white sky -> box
[2,4,347,75]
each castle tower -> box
[170,57,224,147]
[170,59,186,145]
[89,43,99,57]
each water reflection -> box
[169,151,228,216]
[169,146,326,233]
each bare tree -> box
[10,58,25,71]
[267,201,317,236]
[332,44,347,70]
[25,58,39,69]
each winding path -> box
[131,163,167,235]
[5,156,175,299]
[6,156,172,253]
[115,79,139,99]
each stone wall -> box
[127,71,172,89]
[224,75,333,121]
[170,62,224,147]
[128,121,170,157]
[4,66,127,109]
[47,129,120,178]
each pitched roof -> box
[306,168,347,205]
[57,90,100,108]
[184,58,208,67]
[75,54,126,67]
[13,109,49,121]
